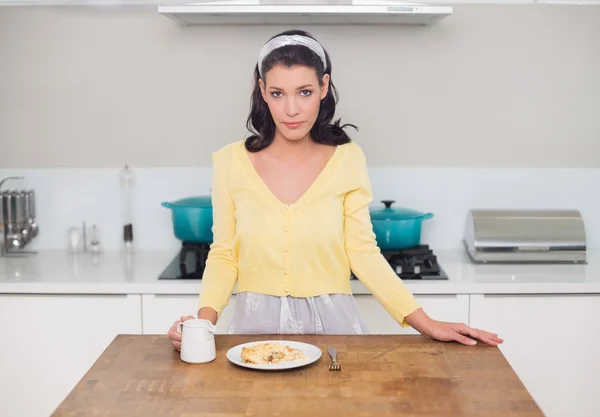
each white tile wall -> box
[1,167,598,251]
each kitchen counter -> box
[1,249,599,295]
[50,334,543,417]
[3,251,599,417]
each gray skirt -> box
[227,292,369,335]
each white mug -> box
[177,318,217,364]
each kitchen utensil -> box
[119,166,135,250]
[0,176,24,190]
[15,191,25,226]
[82,221,87,252]
[5,191,23,249]
[162,196,213,243]
[0,193,5,256]
[226,340,322,371]
[18,191,31,243]
[464,209,587,264]
[0,177,39,256]
[27,190,38,238]
[328,347,340,371]
[369,200,433,250]
[177,319,217,364]
[23,191,32,240]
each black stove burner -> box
[352,245,447,280]
[158,242,210,280]
[384,245,443,279]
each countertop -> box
[51,334,544,417]
[1,249,599,295]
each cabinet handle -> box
[482,293,599,298]
[354,294,460,299]
[3,293,131,298]
[153,294,198,299]
[416,294,459,298]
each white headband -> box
[257,34,327,78]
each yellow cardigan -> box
[198,140,421,326]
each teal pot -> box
[161,196,213,244]
[370,200,434,250]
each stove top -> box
[158,242,210,280]
[158,243,447,281]
[352,245,448,280]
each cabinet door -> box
[354,294,470,335]
[410,0,536,2]
[470,294,600,417]
[141,294,236,335]
[0,294,142,417]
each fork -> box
[328,347,341,371]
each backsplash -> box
[1,167,598,251]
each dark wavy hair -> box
[245,29,357,152]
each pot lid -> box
[166,195,212,208]
[370,200,432,220]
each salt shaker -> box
[67,227,82,254]
[89,225,102,254]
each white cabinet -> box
[470,294,600,417]
[141,294,236,335]
[143,294,469,336]
[415,0,535,2]
[0,294,142,417]
[392,0,600,2]
[354,294,470,334]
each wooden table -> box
[52,335,544,417]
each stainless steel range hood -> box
[158,0,453,26]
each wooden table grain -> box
[52,334,544,417]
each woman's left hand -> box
[405,308,503,347]
[424,320,504,347]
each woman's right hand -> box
[168,315,195,351]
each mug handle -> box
[177,322,183,334]
[204,330,214,342]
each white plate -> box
[226,340,322,370]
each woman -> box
[168,29,503,348]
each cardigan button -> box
[284,288,290,294]
[284,247,289,252]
